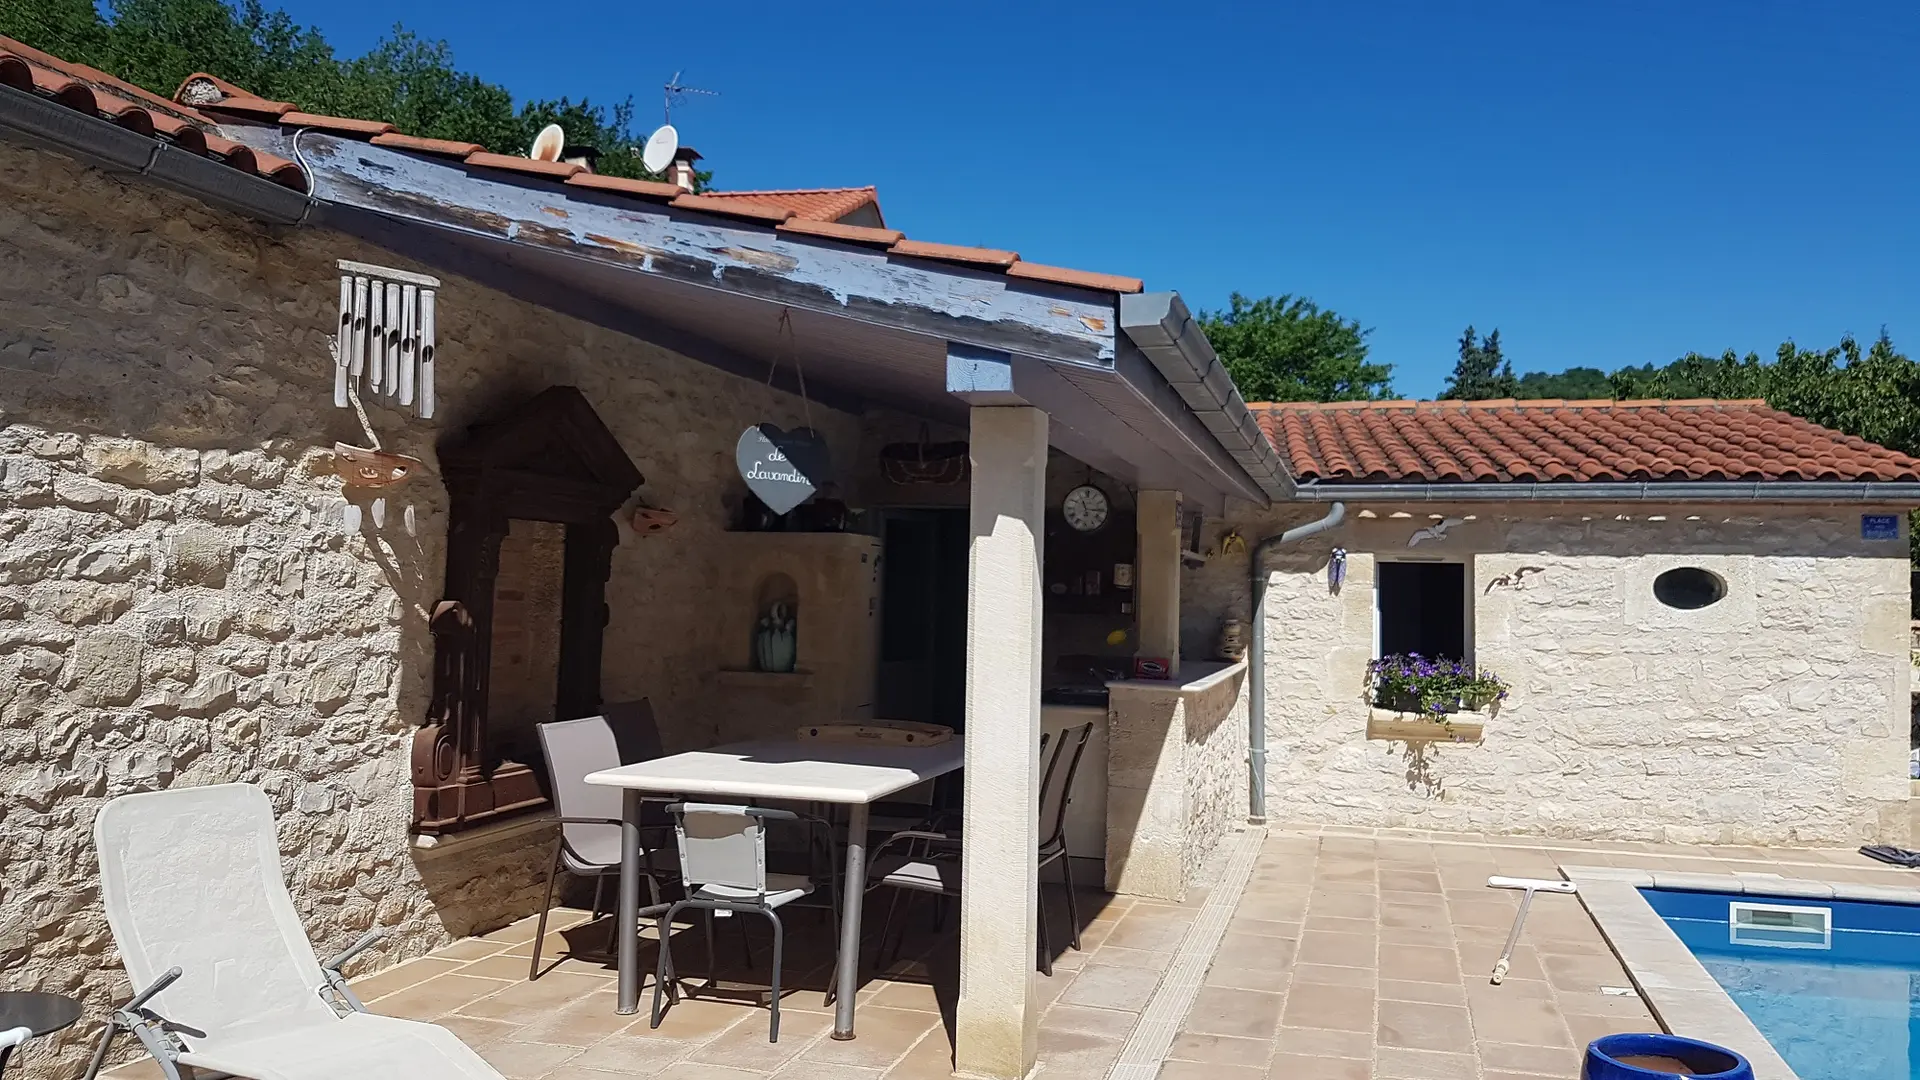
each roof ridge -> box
[706,185,877,197]
[1248,397,1774,411]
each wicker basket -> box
[880,425,969,485]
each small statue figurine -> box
[755,601,798,673]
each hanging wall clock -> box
[1062,484,1110,533]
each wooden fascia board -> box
[230,130,1118,367]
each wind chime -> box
[326,259,437,487]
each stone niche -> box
[413,386,642,835]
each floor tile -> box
[1181,986,1284,1040]
[1281,982,1373,1032]
[374,973,517,1020]
[1372,1047,1476,1080]
[1273,1025,1374,1060]
[478,1039,583,1079]
[1375,999,1472,1054]
[1265,1053,1372,1079]
[1057,962,1165,1012]
[1168,1032,1272,1068]
[792,1006,936,1069]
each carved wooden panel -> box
[414,386,643,834]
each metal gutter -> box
[0,83,311,224]
[1292,480,1920,503]
[1245,501,1346,823]
[1120,293,1293,505]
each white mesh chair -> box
[650,803,837,1043]
[83,783,503,1080]
[531,713,677,980]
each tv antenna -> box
[662,71,719,124]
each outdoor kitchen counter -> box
[1103,658,1250,901]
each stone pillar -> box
[1135,489,1182,677]
[955,404,1047,1080]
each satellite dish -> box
[529,123,565,162]
[642,124,679,174]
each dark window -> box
[1653,567,1726,610]
[1377,562,1466,660]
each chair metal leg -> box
[651,902,683,1029]
[704,909,719,990]
[1037,882,1053,977]
[764,908,785,1043]
[1060,846,1082,951]
[529,839,563,981]
[873,886,906,969]
[597,873,620,956]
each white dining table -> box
[583,737,964,1040]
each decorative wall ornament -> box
[630,505,679,534]
[1483,565,1547,594]
[736,424,828,515]
[324,259,438,490]
[1328,547,1348,594]
[1408,517,1465,546]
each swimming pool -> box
[1645,887,1920,1080]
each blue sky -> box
[270,0,1918,397]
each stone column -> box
[1135,489,1182,677]
[954,404,1047,1080]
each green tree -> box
[1199,293,1395,402]
[1443,326,1517,399]
[0,0,691,184]
[1514,366,1612,399]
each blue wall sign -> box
[1861,514,1901,541]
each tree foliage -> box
[1443,326,1517,400]
[1513,366,1612,399]
[1198,293,1395,403]
[0,0,698,184]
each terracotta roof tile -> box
[565,173,684,199]
[370,132,484,157]
[280,111,393,136]
[1248,399,1920,485]
[702,186,880,224]
[462,151,582,180]
[775,218,904,246]
[1006,261,1145,294]
[889,239,1019,268]
[0,42,1146,294]
[669,194,793,222]
[0,37,308,189]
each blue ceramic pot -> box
[1583,1034,1752,1080]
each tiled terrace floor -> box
[1170,824,1920,1080]
[102,828,1920,1080]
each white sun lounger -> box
[82,783,504,1080]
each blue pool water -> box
[1645,888,1920,1080]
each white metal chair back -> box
[94,784,340,1055]
[671,804,768,895]
[538,716,625,868]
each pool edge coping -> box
[1560,865,1801,1080]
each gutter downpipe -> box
[1246,501,1346,824]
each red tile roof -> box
[1249,399,1920,484]
[161,72,1142,293]
[0,38,304,188]
[699,186,880,224]
[3,35,1143,293]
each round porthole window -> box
[1653,567,1726,610]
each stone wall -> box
[0,142,854,1075]
[1181,503,1912,844]
[1105,662,1248,900]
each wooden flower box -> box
[1366,709,1486,744]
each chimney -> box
[668,147,702,192]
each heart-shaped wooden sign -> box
[736,424,830,515]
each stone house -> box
[1181,399,1920,846]
[7,30,1920,1080]
[0,36,1284,1080]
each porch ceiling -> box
[223,129,1280,508]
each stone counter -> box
[1103,660,1249,900]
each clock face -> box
[1063,485,1110,532]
